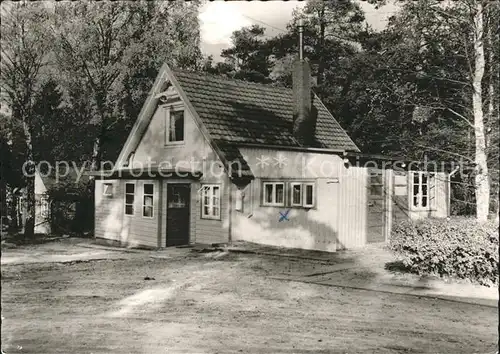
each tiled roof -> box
[214,140,253,179]
[39,168,90,194]
[172,69,360,152]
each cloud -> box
[198,1,398,59]
[199,1,305,47]
[199,2,253,46]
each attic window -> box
[165,106,184,144]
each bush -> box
[389,217,499,286]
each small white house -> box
[90,60,452,252]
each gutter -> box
[235,142,346,155]
[227,175,233,244]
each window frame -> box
[262,181,286,207]
[369,172,384,196]
[142,183,154,218]
[410,171,436,211]
[201,184,221,220]
[164,105,185,146]
[103,183,113,197]
[302,182,315,208]
[124,182,136,216]
[290,182,303,207]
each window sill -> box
[201,215,221,221]
[164,141,185,147]
[410,208,437,212]
[261,203,286,208]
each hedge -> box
[389,217,499,286]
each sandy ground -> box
[1,243,498,354]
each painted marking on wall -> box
[278,209,291,222]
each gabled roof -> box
[172,69,359,152]
[116,64,360,181]
[39,168,90,191]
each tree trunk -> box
[22,119,35,239]
[486,6,499,223]
[472,2,490,222]
[91,136,101,171]
[316,6,326,87]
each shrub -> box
[389,217,499,286]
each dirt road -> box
[1,245,497,353]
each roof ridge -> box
[171,67,292,92]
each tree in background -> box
[1,2,52,238]
[374,0,499,221]
[51,0,202,168]
[208,0,498,220]
[220,25,273,83]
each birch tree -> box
[470,1,489,221]
[370,0,498,221]
[1,2,52,237]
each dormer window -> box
[165,106,184,144]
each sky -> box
[199,0,400,61]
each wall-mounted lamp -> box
[343,158,349,164]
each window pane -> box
[370,175,382,184]
[264,184,273,203]
[204,206,210,216]
[370,185,382,196]
[422,183,428,197]
[144,184,154,195]
[413,182,419,196]
[422,196,428,207]
[212,207,220,217]
[169,110,184,142]
[125,194,134,204]
[126,184,135,193]
[125,205,134,215]
[305,185,313,205]
[275,184,284,204]
[144,195,153,207]
[104,184,112,195]
[413,173,420,184]
[421,174,428,185]
[292,184,301,204]
[413,196,419,207]
[213,186,220,198]
[143,206,153,217]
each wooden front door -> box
[367,169,387,243]
[166,184,190,247]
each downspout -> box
[447,166,460,217]
[227,174,233,244]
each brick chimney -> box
[292,18,314,146]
